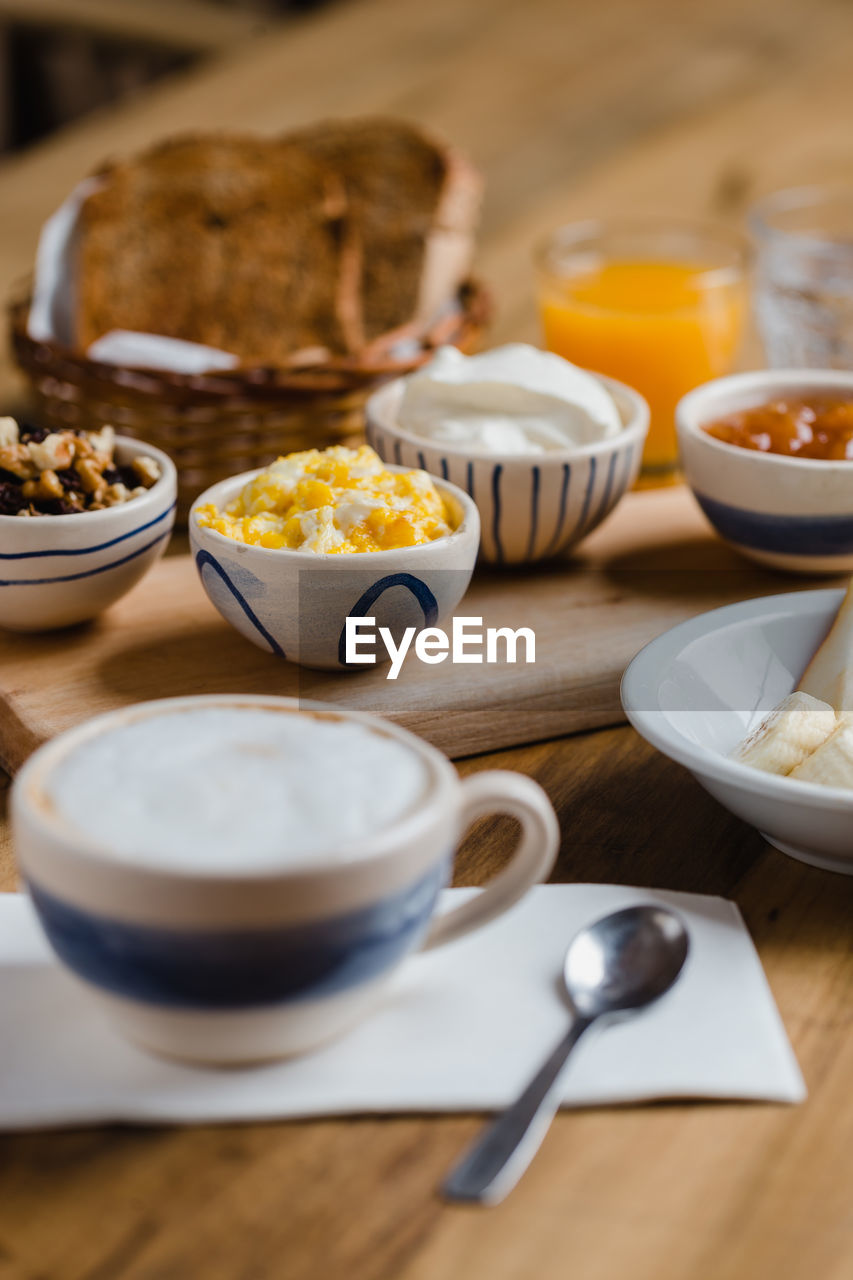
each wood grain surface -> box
[0,486,827,774]
[3,0,853,1278]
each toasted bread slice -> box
[74,123,482,366]
[290,118,482,342]
[76,135,352,365]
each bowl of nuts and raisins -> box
[0,418,176,631]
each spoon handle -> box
[442,1015,593,1205]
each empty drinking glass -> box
[751,186,853,368]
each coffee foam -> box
[44,707,430,872]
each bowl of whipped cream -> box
[365,343,649,565]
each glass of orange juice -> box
[535,218,749,486]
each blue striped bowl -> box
[678,369,853,574]
[0,436,176,631]
[365,372,648,565]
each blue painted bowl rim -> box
[0,435,177,528]
[365,370,650,465]
[621,586,853,810]
[188,463,480,565]
[677,368,853,475]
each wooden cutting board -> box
[0,486,836,773]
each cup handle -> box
[421,771,560,951]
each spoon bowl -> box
[565,905,690,1020]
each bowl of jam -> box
[677,369,853,574]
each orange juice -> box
[539,258,746,483]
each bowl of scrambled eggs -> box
[190,444,480,669]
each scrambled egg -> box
[195,445,454,553]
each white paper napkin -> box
[0,885,805,1130]
[85,330,240,372]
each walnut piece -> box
[131,455,161,487]
[0,443,37,479]
[0,417,19,448]
[28,433,75,473]
[22,470,64,502]
[74,457,105,493]
[103,483,131,507]
[86,426,116,462]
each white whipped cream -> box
[397,343,622,455]
[46,708,429,871]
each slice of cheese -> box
[798,578,853,711]
[732,691,838,776]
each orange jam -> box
[703,398,853,461]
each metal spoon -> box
[442,904,689,1205]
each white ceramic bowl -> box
[189,467,480,669]
[365,373,649,565]
[621,587,853,874]
[0,436,176,631]
[677,369,853,574]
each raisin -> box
[102,465,136,489]
[59,468,86,495]
[38,497,81,516]
[18,423,49,444]
[0,481,26,514]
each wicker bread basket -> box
[10,280,490,521]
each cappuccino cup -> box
[12,695,559,1064]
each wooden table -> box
[3,1,853,1276]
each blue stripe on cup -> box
[694,492,853,556]
[27,860,449,1010]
